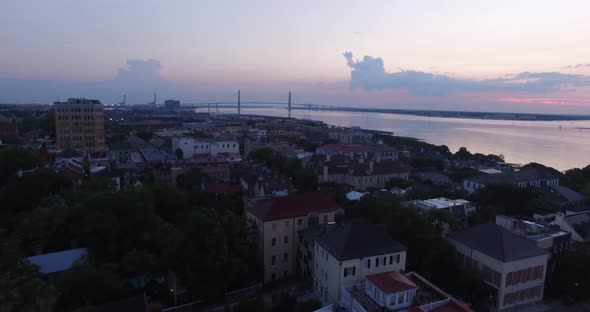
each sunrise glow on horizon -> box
[2,0,590,113]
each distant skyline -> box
[2,0,590,113]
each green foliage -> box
[176,167,207,190]
[0,147,38,186]
[0,168,71,228]
[249,148,283,172]
[0,135,22,144]
[234,297,265,312]
[562,164,590,195]
[0,237,57,312]
[409,156,444,170]
[385,177,414,189]
[448,167,480,183]
[292,167,319,192]
[55,265,124,310]
[0,161,256,310]
[158,208,255,300]
[294,299,322,312]
[18,110,55,136]
[473,183,540,216]
[174,148,184,160]
[545,252,590,303]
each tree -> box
[0,238,57,312]
[176,168,207,190]
[158,208,256,301]
[545,252,590,303]
[174,148,184,160]
[0,148,38,186]
[55,265,124,310]
[292,167,319,192]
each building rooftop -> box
[314,220,407,261]
[465,167,558,185]
[247,192,340,221]
[367,271,418,294]
[563,212,590,241]
[448,223,547,262]
[26,248,87,274]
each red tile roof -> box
[431,301,473,312]
[247,192,341,221]
[367,271,418,294]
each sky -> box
[2,0,590,114]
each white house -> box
[463,167,559,194]
[311,220,407,306]
[172,137,239,158]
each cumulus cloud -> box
[343,52,590,96]
[0,59,190,103]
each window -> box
[271,256,276,265]
[383,256,387,265]
[298,218,302,226]
[376,258,380,267]
[366,259,371,268]
[272,273,276,281]
[272,238,276,246]
[506,272,513,286]
[389,255,393,265]
[343,266,356,277]
[284,236,289,244]
[396,254,400,263]
[398,294,403,304]
[284,253,288,263]
[323,215,328,223]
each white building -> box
[172,137,239,158]
[310,220,407,306]
[553,212,590,243]
[463,167,559,194]
[402,197,475,219]
[336,271,473,312]
[447,223,549,311]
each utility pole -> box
[288,91,292,118]
[238,89,241,116]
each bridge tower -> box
[288,91,291,118]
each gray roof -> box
[314,220,407,261]
[553,186,589,202]
[140,148,170,162]
[448,223,547,262]
[465,167,558,185]
[26,248,87,274]
[563,212,590,242]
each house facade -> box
[172,137,239,158]
[447,223,549,311]
[245,192,342,283]
[309,220,407,306]
[463,167,559,194]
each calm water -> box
[200,107,590,171]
